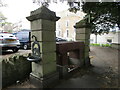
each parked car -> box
[0,32,20,52]
[13,29,67,50]
[56,37,67,42]
[13,29,31,50]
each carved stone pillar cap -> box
[74,19,90,28]
[26,6,60,21]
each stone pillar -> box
[0,48,2,89]
[74,20,91,66]
[26,6,60,88]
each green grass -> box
[90,43,100,46]
[90,43,111,47]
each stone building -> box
[56,10,85,41]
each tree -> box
[0,0,7,7]
[0,12,7,28]
[0,12,13,32]
[32,0,120,35]
[82,2,120,34]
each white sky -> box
[0,0,69,29]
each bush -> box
[90,43,100,46]
[90,43,111,47]
[101,44,111,47]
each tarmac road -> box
[0,49,31,59]
[55,46,119,88]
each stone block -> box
[41,52,56,64]
[31,31,56,42]
[76,39,90,45]
[85,46,90,52]
[31,61,57,78]
[57,65,68,79]
[76,28,91,34]
[76,28,86,34]
[31,19,55,31]
[32,62,43,78]
[76,33,90,40]
[84,52,89,58]
[31,19,42,30]
[41,42,56,53]
[43,62,57,76]
[30,71,59,88]
[76,39,88,42]
[31,53,57,76]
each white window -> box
[66,12,68,16]
[66,20,69,27]
[67,30,69,37]
[107,39,112,43]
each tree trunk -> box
[95,34,97,43]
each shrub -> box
[90,43,111,47]
[90,43,100,46]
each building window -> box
[59,31,61,36]
[67,30,69,37]
[107,39,112,43]
[66,20,69,27]
[67,12,68,16]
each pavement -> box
[55,46,119,88]
[3,46,119,89]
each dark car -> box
[14,29,67,49]
[13,29,31,50]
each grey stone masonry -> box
[26,6,60,22]
[74,20,91,66]
[26,6,60,88]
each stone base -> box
[57,65,68,79]
[29,71,59,88]
[85,57,91,67]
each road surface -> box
[0,50,31,59]
[2,46,120,89]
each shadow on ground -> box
[2,46,119,89]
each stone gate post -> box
[74,20,91,66]
[26,6,60,88]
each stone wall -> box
[2,54,31,88]
[111,43,120,50]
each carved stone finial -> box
[26,6,60,21]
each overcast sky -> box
[0,0,69,29]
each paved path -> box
[3,46,119,89]
[55,46,119,88]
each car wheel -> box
[13,48,19,52]
[23,44,28,50]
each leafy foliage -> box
[0,0,7,7]
[0,12,7,27]
[32,1,120,34]
[82,2,120,34]
[90,43,112,47]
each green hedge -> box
[90,43,100,46]
[90,43,111,47]
[2,54,32,88]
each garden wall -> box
[111,43,120,50]
[2,54,31,88]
